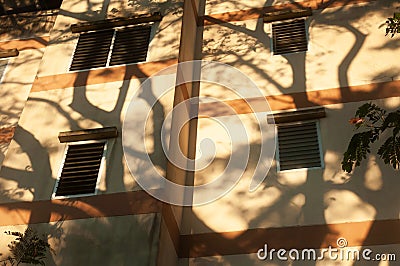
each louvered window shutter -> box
[110,25,151,66]
[70,30,114,71]
[0,59,8,81]
[277,122,322,171]
[55,142,106,196]
[70,25,152,71]
[272,18,308,55]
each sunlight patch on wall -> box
[324,189,376,224]
[277,170,308,187]
[364,155,383,191]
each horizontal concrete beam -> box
[180,219,400,257]
[267,107,326,124]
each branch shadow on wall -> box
[182,0,400,265]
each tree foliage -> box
[342,103,400,173]
[0,228,53,266]
[386,12,400,37]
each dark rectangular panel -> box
[69,29,114,71]
[58,127,118,143]
[55,142,105,196]
[109,25,151,66]
[267,107,326,124]
[272,19,308,55]
[278,122,322,171]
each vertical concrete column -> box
[156,0,205,265]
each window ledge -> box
[58,127,118,143]
[263,7,312,23]
[71,12,162,33]
[267,107,326,124]
[0,49,19,58]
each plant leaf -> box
[378,136,400,170]
[342,131,373,172]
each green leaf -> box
[381,110,400,132]
[354,102,385,124]
[355,103,374,118]
[378,136,400,170]
[385,14,400,37]
[341,131,373,173]
[4,228,51,265]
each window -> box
[110,26,152,66]
[0,59,8,83]
[276,121,323,171]
[70,29,114,71]
[267,107,325,171]
[69,13,162,71]
[272,18,308,55]
[53,127,118,198]
[0,49,19,83]
[53,141,107,197]
[70,25,152,71]
[263,8,312,55]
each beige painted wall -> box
[204,0,312,15]
[201,1,400,99]
[0,4,180,266]
[0,49,44,168]
[0,0,183,204]
[0,50,44,128]
[0,74,174,202]
[186,97,400,234]
[0,213,160,266]
[0,10,57,41]
[204,0,399,15]
[38,0,183,77]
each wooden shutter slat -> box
[70,24,152,70]
[279,152,321,160]
[70,30,114,71]
[55,142,105,197]
[109,26,151,66]
[272,19,308,55]
[278,122,322,171]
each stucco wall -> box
[0,49,43,168]
[186,0,400,235]
[204,0,314,15]
[0,10,57,41]
[201,1,400,99]
[0,0,183,202]
[186,97,400,234]
[0,73,174,202]
[0,213,160,266]
[0,50,43,127]
[37,0,183,77]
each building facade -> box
[0,0,399,265]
